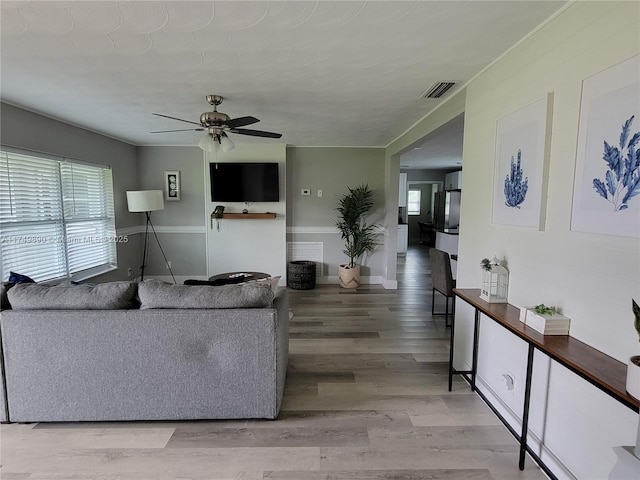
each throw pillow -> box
[256,275,281,293]
[8,271,35,284]
[138,279,274,309]
[7,281,139,310]
[1,282,14,310]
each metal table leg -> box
[471,308,480,391]
[519,344,535,470]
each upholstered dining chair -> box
[429,248,456,327]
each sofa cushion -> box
[7,281,138,310]
[138,279,274,309]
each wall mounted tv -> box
[210,162,280,202]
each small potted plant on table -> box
[628,299,640,403]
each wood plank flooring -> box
[0,246,547,479]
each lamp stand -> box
[140,211,176,283]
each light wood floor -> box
[0,245,547,480]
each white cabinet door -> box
[445,170,462,190]
[398,173,408,206]
[397,224,408,256]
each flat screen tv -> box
[210,162,280,202]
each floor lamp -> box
[126,190,176,283]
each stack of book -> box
[519,307,570,335]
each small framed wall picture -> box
[164,170,180,201]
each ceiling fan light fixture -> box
[220,132,235,152]
[198,133,217,152]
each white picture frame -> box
[164,170,180,201]
[570,54,640,238]
[492,94,553,229]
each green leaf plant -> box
[335,184,379,269]
[533,304,557,316]
[480,258,492,272]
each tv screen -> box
[210,162,280,202]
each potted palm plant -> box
[335,184,379,289]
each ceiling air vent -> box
[421,82,456,99]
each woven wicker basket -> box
[287,261,316,290]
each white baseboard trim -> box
[382,279,398,289]
[466,372,575,480]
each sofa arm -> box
[273,289,290,416]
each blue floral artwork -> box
[571,54,639,238]
[492,96,549,229]
[592,115,640,211]
[504,149,528,208]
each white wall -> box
[206,144,287,283]
[456,2,639,478]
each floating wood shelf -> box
[221,212,276,219]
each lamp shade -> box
[198,134,217,152]
[220,132,235,152]
[126,190,164,212]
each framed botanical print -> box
[570,55,640,238]
[492,94,553,230]
[164,170,180,201]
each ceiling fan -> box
[151,95,282,152]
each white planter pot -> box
[627,356,640,458]
[518,307,570,335]
[339,264,360,289]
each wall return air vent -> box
[422,82,456,99]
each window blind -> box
[408,189,421,215]
[0,150,117,282]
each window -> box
[0,149,117,282]
[408,189,421,215]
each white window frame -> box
[407,189,421,216]
[0,148,117,283]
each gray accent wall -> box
[0,102,139,282]
[135,146,207,278]
[286,147,385,278]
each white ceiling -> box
[401,113,464,170]
[1,0,566,164]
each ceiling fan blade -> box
[152,113,202,126]
[225,116,260,128]
[150,128,204,133]
[229,128,282,139]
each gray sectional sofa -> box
[0,279,289,422]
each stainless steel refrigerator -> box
[434,190,461,231]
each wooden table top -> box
[454,288,639,412]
